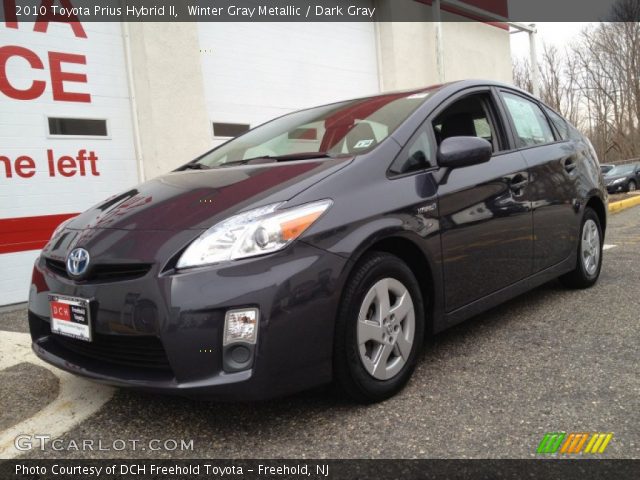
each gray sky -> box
[509,22,596,60]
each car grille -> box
[49,329,172,371]
[45,258,151,282]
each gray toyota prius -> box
[28,80,607,403]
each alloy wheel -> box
[581,218,600,276]
[357,278,415,380]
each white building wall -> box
[377,21,440,90]
[125,22,212,179]
[441,22,513,84]
[196,22,380,147]
[374,0,513,91]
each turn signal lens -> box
[224,308,259,345]
[280,212,324,241]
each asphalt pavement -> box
[1,206,638,459]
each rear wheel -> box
[334,252,425,403]
[560,208,603,289]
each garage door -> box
[197,21,380,146]
[0,22,138,306]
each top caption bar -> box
[0,0,635,23]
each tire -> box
[628,180,636,192]
[334,251,425,403]
[559,208,603,289]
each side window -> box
[432,93,502,153]
[543,106,570,141]
[501,92,555,147]
[389,129,433,175]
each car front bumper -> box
[606,183,627,193]
[28,241,348,400]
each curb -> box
[608,194,640,214]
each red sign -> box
[1,0,90,103]
[50,301,71,321]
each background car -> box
[604,163,640,193]
[600,164,615,174]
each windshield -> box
[193,89,437,168]
[607,165,634,176]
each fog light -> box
[223,308,259,345]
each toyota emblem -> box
[66,248,90,277]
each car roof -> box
[358,79,531,103]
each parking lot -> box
[0,206,638,460]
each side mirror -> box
[437,136,492,169]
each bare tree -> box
[512,10,640,162]
[608,0,640,21]
[512,57,533,94]
[512,43,583,128]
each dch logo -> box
[50,302,70,321]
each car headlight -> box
[176,199,333,269]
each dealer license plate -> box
[48,294,92,342]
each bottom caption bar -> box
[1,459,638,480]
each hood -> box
[66,158,351,232]
[604,174,628,184]
[42,158,352,266]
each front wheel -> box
[560,208,603,289]
[334,252,425,403]
[628,180,636,192]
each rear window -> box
[543,107,570,141]
[501,92,555,147]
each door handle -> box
[509,173,529,191]
[563,158,577,172]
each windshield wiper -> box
[219,157,275,167]
[219,152,333,167]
